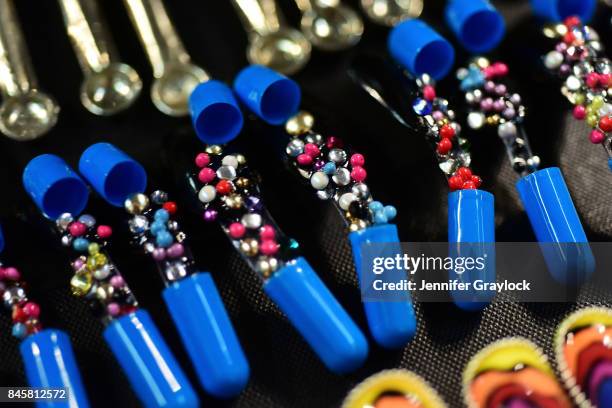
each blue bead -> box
[460,67,485,91]
[12,323,27,339]
[156,231,173,248]
[369,201,383,212]
[383,205,397,220]
[154,209,170,222]
[374,212,388,224]
[150,220,166,235]
[608,158,612,173]
[73,238,90,252]
[323,162,336,175]
[412,98,432,116]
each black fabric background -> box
[0,1,611,407]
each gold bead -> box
[96,283,114,301]
[474,57,490,69]
[349,219,367,232]
[125,193,149,215]
[240,238,259,256]
[206,145,223,155]
[256,257,278,278]
[88,243,100,256]
[235,154,246,166]
[486,114,500,126]
[224,194,244,209]
[285,111,314,135]
[235,177,250,189]
[70,270,92,296]
[87,253,108,270]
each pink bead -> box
[0,267,4,280]
[601,74,612,87]
[304,143,320,157]
[152,248,166,261]
[198,167,216,183]
[195,153,210,168]
[483,66,495,79]
[110,275,125,288]
[167,243,185,258]
[326,136,343,149]
[260,240,279,256]
[297,154,313,166]
[68,222,87,237]
[72,259,85,271]
[23,302,40,318]
[423,85,436,101]
[350,153,365,167]
[97,225,112,239]
[260,225,276,240]
[573,105,586,120]
[590,129,605,144]
[586,73,599,89]
[432,111,444,121]
[494,62,508,76]
[4,267,20,281]
[229,222,246,239]
[107,302,120,316]
[351,166,367,182]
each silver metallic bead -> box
[241,213,262,229]
[305,133,323,144]
[167,221,179,231]
[316,190,330,200]
[129,215,149,234]
[78,214,96,228]
[222,155,239,168]
[527,156,541,170]
[286,139,305,157]
[332,167,351,186]
[56,213,74,231]
[151,190,168,204]
[143,242,155,254]
[351,183,370,199]
[339,193,357,211]
[498,122,517,140]
[217,165,237,180]
[328,148,347,164]
[3,286,26,307]
[165,262,188,281]
[61,234,73,247]
[125,193,150,215]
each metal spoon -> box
[0,0,59,141]
[232,0,311,75]
[295,0,363,51]
[123,0,208,116]
[360,0,423,27]
[58,0,142,116]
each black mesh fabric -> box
[0,1,611,407]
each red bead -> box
[586,73,599,89]
[573,105,586,120]
[590,130,605,144]
[436,138,452,155]
[163,202,177,215]
[563,31,575,44]
[423,85,436,101]
[68,222,87,237]
[350,153,365,167]
[23,302,40,318]
[198,167,216,183]
[12,306,27,323]
[455,167,472,181]
[601,74,612,88]
[439,124,455,139]
[564,16,581,27]
[260,240,279,256]
[471,175,482,188]
[600,116,612,133]
[304,143,320,157]
[448,176,464,191]
[326,136,344,149]
[483,66,495,79]
[228,222,246,239]
[97,225,112,239]
[260,225,276,240]
[216,180,233,195]
[351,166,367,182]
[462,181,477,190]
[297,153,313,166]
[195,153,210,168]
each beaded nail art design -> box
[463,338,571,408]
[283,111,397,232]
[57,213,138,323]
[555,307,612,408]
[412,74,483,192]
[457,57,540,177]
[190,144,299,279]
[342,369,447,408]
[542,16,612,164]
[123,190,195,284]
[0,264,42,339]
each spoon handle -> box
[122,0,189,77]
[0,0,37,97]
[231,0,283,36]
[57,0,118,75]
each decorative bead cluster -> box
[58,213,138,322]
[124,191,193,283]
[543,16,612,160]
[193,145,299,278]
[412,75,482,191]
[457,57,539,176]
[284,111,397,232]
[0,265,42,339]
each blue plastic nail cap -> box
[79,143,147,207]
[530,0,596,23]
[20,329,91,408]
[23,154,89,220]
[163,272,250,398]
[189,80,244,145]
[233,65,301,125]
[0,224,4,253]
[263,257,368,374]
[388,19,455,80]
[349,224,416,349]
[517,167,594,283]
[103,309,199,408]
[445,0,506,53]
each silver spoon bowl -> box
[360,0,423,27]
[247,28,312,75]
[301,3,363,51]
[151,62,209,117]
[0,91,59,141]
[80,62,142,116]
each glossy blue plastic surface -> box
[530,0,596,22]
[162,272,249,398]
[189,80,244,144]
[263,257,368,373]
[0,223,4,253]
[79,143,147,207]
[599,378,612,408]
[23,154,89,219]
[348,224,416,348]
[233,65,301,125]
[20,329,90,408]
[516,167,594,283]
[387,19,455,80]
[445,0,505,53]
[103,310,199,408]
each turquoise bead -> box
[154,209,170,222]
[12,322,27,339]
[383,206,397,220]
[150,220,166,235]
[323,162,336,175]
[156,231,173,248]
[374,212,388,224]
[369,201,383,212]
[73,238,90,252]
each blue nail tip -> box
[79,143,147,207]
[162,272,250,398]
[233,65,301,125]
[445,0,506,53]
[189,80,244,145]
[387,19,455,80]
[20,329,91,408]
[103,309,199,408]
[23,154,89,219]
[530,0,596,23]
[263,257,368,374]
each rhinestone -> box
[78,214,96,228]
[94,264,112,280]
[3,287,26,306]
[217,165,237,180]
[246,196,262,211]
[61,235,73,247]
[573,61,593,77]
[56,213,74,231]
[143,243,155,253]
[286,139,305,157]
[167,221,179,231]
[206,145,223,155]
[151,190,168,204]
[129,215,149,234]
[70,271,92,297]
[125,193,150,215]
[222,155,239,168]
[304,133,323,144]
[339,193,357,211]
[412,98,432,115]
[351,183,370,199]
[594,59,611,75]
[415,74,432,87]
[198,185,216,203]
[256,257,279,277]
[96,284,114,301]
[240,238,259,256]
[456,68,469,80]
[285,111,314,135]
[332,167,351,186]
[242,213,262,229]
[236,154,247,165]
[439,159,457,175]
[235,177,250,189]
[512,157,527,172]
[467,112,485,129]
[349,219,368,232]
[165,263,188,281]
[224,194,243,210]
[527,156,541,170]
[316,190,331,200]
[328,148,347,164]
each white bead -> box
[217,165,236,180]
[544,51,564,69]
[599,103,612,117]
[222,155,239,168]
[241,213,262,229]
[467,112,485,129]
[339,193,357,210]
[198,185,216,203]
[310,172,329,190]
[498,122,517,140]
[565,75,581,91]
